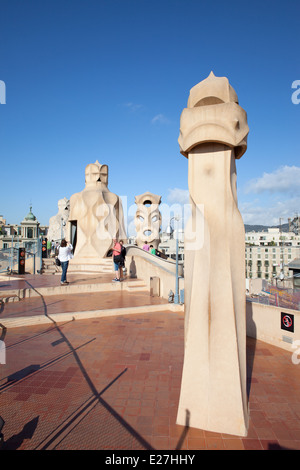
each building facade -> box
[0,207,47,251]
[245,244,300,280]
[245,227,300,283]
[246,227,300,247]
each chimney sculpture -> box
[134,192,162,250]
[176,72,249,436]
[68,161,126,263]
[47,197,70,242]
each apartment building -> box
[246,227,300,247]
[245,244,300,280]
[245,227,300,281]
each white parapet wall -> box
[246,300,300,352]
[125,245,184,300]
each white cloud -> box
[245,165,300,195]
[151,113,170,125]
[240,165,300,225]
[167,187,189,205]
[239,196,300,226]
[123,102,143,112]
[166,171,300,229]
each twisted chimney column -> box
[176,72,249,436]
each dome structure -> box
[24,206,37,221]
[21,205,39,239]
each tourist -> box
[47,239,52,258]
[58,239,73,285]
[112,238,122,282]
[142,241,150,251]
[55,241,60,256]
[119,240,127,280]
[150,245,156,255]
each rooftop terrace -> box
[0,273,300,450]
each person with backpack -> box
[58,239,73,285]
[119,240,127,280]
[112,239,122,282]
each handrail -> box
[124,245,184,277]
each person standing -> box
[55,241,60,256]
[119,240,127,280]
[150,245,156,255]
[112,238,122,282]
[47,239,52,258]
[58,239,73,285]
[142,241,150,251]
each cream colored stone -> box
[246,301,300,352]
[68,160,126,264]
[134,192,162,250]
[179,71,248,159]
[47,197,70,242]
[176,72,249,436]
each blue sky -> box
[1,0,299,231]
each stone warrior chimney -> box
[176,72,249,437]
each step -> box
[67,264,113,274]
[0,278,148,302]
[41,258,114,275]
[0,294,20,303]
[1,302,184,329]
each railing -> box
[247,281,300,311]
[0,247,19,273]
[0,239,43,275]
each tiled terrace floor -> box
[1,308,300,450]
[0,290,167,319]
[0,272,115,291]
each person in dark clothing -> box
[119,240,126,280]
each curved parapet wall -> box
[125,245,183,276]
[124,245,184,299]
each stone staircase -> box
[41,257,59,275]
[0,275,149,305]
[41,257,114,275]
[0,273,184,329]
[67,258,114,274]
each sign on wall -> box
[281,312,294,333]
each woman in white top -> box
[58,239,73,285]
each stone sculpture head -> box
[134,192,162,249]
[85,160,108,188]
[178,71,249,159]
[57,197,70,214]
